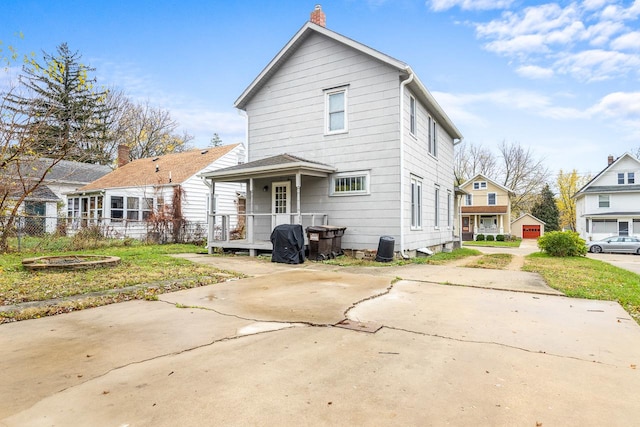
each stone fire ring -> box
[22,255,121,271]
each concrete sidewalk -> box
[2,256,639,426]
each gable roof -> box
[511,213,546,225]
[201,153,336,182]
[574,152,640,197]
[459,173,515,196]
[77,144,240,191]
[234,21,462,140]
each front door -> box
[272,181,291,228]
[619,221,629,236]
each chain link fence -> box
[1,215,208,252]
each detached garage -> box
[511,214,546,239]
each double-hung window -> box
[434,186,440,228]
[487,192,497,206]
[127,197,140,220]
[428,116,437,157]
[465,194,472,206]
[628,172,635,184]
[409,96,416,136]
[411,176,422,229]
[598,195,610,208]
[111,196,124,221]
[618,173,625,184]
[325,87,347,134]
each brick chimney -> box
[117,144,130,168]
[310,4,326,27]
[607,155,614,165]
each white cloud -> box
[588,91,640,118]
[554,49,640,81]
[611,31,640,50]
[429,0,513,12]
[516,65,554,79]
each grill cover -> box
[270,224,305,264]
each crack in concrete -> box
[383,325,609,366]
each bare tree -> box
[454,141,498,185]
[118,100,193,161]
[497,140,550,217]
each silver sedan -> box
[587,236,640,254]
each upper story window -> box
[598,194,610,208]
[629,172,635,184]
[428,116,437,156]
[473,181,487,190]
[487,192,497,205]
[325,87,348,134]
[409,96,416,136]
[331,170,369,196]
[618,173,625,184]
[465,194,472,206]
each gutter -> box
[399,69,415,259]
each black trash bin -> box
[323,225,347,256]
[375,236,395,262]
[270,224,305,264]
[306,226,334,260]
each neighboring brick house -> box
[459,173,514,240]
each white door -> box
[272,181,291,228]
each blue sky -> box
[2,0,639,179]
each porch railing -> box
[209,212,329,244]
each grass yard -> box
[0,243,241,323]
[523,252,640,324]
[463,240,522,248]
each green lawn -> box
[0,243,241,323]
[523,252,640,324]
[463,240,522,248]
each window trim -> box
[330,170,370,196]
[411,176,422,230]
[598,194,610,208]
[324,86,348,135]
[618,173,625,185]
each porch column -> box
[499,215,504,234]
[247,178,254,243]
[207,181,216,254]
[296,172,302,224]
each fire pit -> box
[22,255,121,271]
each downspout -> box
[399,68,415,259]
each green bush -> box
[486,235,495,241]
[537,231,587,257]
[496,234,505,241]
[476,234,485,241]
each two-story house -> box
[459,173,514,240]
[201,6,463,257]
[574,153,640,240]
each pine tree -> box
[531,184,560,231]
[4,43,111,163]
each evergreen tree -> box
[531,184,560,231]
[4,43,111,163]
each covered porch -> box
[460,205,510,241]
[200,154,336,256]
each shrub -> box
[476,234,485,241]
[496,234,505,241]
[537,231,587,257]
[486,235,495,241]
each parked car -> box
[587,236,640,254]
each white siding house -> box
[574,153,640,240]
[67,144,245,241]
[201,6,463,257]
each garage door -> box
[522,225,540,238]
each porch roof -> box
[461,205,508,214]
[200,154,336,182]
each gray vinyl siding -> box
[244,32,401,249]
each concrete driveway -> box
[587,252,640,275]
[1,256,639,426]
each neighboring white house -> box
[4,158,111,234]
[67,144,245,241]
[574,153,640,241]
[458,173,514,241]
[201,6,463,257]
